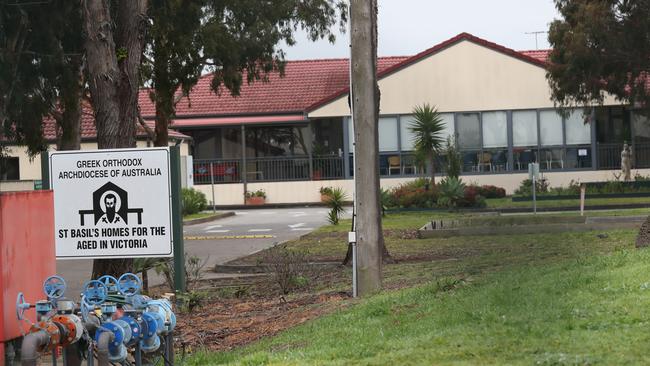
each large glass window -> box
[565,109,591,145]
[513,110,538,147]
[400,115,416,151]
[482,111,507,148]
[379,117,398,151]
[566,146,592,169]
[632,112,650,144]
[539,110,563,146]
[457,113,480,149]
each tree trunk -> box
[427,150,435,186]
[154,99,171,147]
[82,0,147,278]
[56,57,83,151]
[115,1,147,149]
[82,0,121,149]
[351,0,383,296]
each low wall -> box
[0,180,36,192]
[193,169,650,206]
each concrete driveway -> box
[56,207,342,298]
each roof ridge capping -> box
[306,32,549,112]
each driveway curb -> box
[183,211,235,226]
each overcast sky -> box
[282,0,560,60]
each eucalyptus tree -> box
[143,0,348,147]
[0,1,84,154]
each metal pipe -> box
[96,331,114,366]
[83,315,101,334]
[20,330,50,366]
[63,344,83,366]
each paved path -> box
[56,207,342,298]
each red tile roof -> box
[519,49,551,63]
[138,56,409,118]
[39,107,189,142]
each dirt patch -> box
[175,291,351,352]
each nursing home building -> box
[3,33,648,205]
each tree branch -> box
[137,106,156,141]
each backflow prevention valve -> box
[15,272,177,366]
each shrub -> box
[325,187,348,225]
[380,187,393,215]
[390,180,438,208]
[437,177,466,208]
[460,185,487,208]
[182,188,207,215]
[319,186,334,196]
[443,136,462,179]
[263,245,314,294]
[514,178,549,196]
[245,189,266,199]
[468,184,506,199]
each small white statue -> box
[621,143,632,181]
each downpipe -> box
[20,330,50,366]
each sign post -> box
[170,146,186,292]
[528,163,539,214]
[47,147,184,291]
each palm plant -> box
[409,103,446,185]
[325,187,348,225]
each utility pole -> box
[350,0,383,295]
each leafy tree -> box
[409,103,445,185]
[0,1,83,154]
[547,0,650,114]
[143,0,348,147]
[547,0,650,248]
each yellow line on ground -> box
[184,235,274,240]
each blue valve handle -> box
[117,273,142,296]
[97,275,119,292]
[82,280,108,305]
[43,275,66,300]
[80,298,94,322]
[15,292,31,320]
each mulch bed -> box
[175,291,351,352]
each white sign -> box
[49,148,173,259]
[528,162,540,180]
[578,149,588,157]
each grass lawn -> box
[188,246,650,365]
[186,210,649,365]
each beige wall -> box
[3,140,191,182]
[191,169,650,205]
[309,39,619,118]
[0,180,36,192]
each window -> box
[0,157,19,180]
[539,110,563,146]
[513,110,538,147]
[378,117,398,151]
[565,109,591,145]
[400,115,416,151]
[481,111,507,148]
[457,113,480,149]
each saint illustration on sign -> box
[78,181,143,226]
